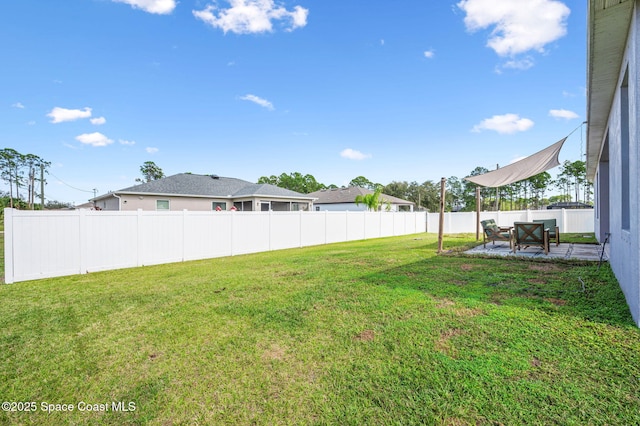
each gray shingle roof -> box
[307,187,414,205]
[94,174,314,200]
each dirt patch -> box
[530,357,542,367]
[452,306,483,317]
[262,344,286,361]
[435,298,456,309]
[354,329,375,342]
[443,418,473,426]
[435,328,464,357]
[545,298,567,306]
[460,264,474,271]
[528,263,562,272]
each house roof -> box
[586,0,635,181]
[92,173,315,201]
[307,187,414,205]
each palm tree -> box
[355,188,383,211]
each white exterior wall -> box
[4,209,426,283]
[595,5,640,326]
[314,203,409,212]
[94,194,312,212]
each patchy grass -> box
[1,233,638,425]
[561,232,599,244]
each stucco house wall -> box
[308,187,414,212]
[91,174,314,212]
[95,194,230,211]
[589,0,640,325]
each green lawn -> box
[1,233,639,425]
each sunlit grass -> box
[1,233,638,425]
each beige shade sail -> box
[464,137,567,188]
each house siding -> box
[117,195,230,211]
[594,4,640,325]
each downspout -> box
[112,193,122,210]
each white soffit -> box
[586,0,634,180]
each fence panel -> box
[426,209,594,234]
[300,213,327,247]
[2,209,427,284]
[11,211,81,281]
[325,212,348,244]
[183,211,232,261]
[364,212,382,239]
[85,211,139,272]
[346,212,366,241]
[270,212,302,250]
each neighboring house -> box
[586,0,639,325]
[546,202,593,210]
[91,173,315,212]
[307,187,415,212]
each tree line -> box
[258,160,592,212]
[0,148,51,209]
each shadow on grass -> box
[359,252,635,328]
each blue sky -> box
[1,0,587,205]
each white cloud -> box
[240,94,274,110]
[457,0,570,57]
[423,49,435,59]
[146,147,159,154]
[90,117,107,125]
[12,102,25,109]
[193,0,308,34]
[549,109,579,120]
[340,148,372,161]
[119,139,136,145]
[75,132,113,147]
[47,107,92,123]
[111,0,176,14]
[501,57,535,71]
[472,113,534,134]
[380,39,385,46]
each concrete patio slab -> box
[464,242,608,262]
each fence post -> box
[268,209,272,251]
[230,210,235,256]
[79,209,87,274]
[137,209,143,266]
[182,210,188,261]
[4,208,14,284]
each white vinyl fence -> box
[4,208,426,284]
[426,209,594,234]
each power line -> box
[48,171,95,193]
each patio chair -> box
[533,219,560,246]
[481,219,513,249]
[513,222,550,255]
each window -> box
[233,201,253,211]
[212,202,226,211]
[156,200,170,210]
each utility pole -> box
[437,177,446,253]
[495,164,499,211]
[40,163,45,210]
